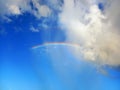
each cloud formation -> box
[58,0,120,66]
[0,0,51,18]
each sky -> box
[0,0,120,90]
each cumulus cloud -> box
[0,0,51,18]
[58,0,120,66]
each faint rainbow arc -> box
[32,42,81,49]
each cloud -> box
[58,0,120,66]
[8,5,21,15]
[0,0,30,16]
[31,0,51,18]
[0,0,51,18]
[30,26,39,32]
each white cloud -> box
[0,0,30,16]
[31,0,51,18]
[8,5,21,15]
[58,0,120,66]
[0,0,51,18]
[39,5,51,17]
[30,26,39,32]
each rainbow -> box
[32,42,81,49]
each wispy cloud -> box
[30,26,39,32]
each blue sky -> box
[0,0,120,90]
[0,10,65,90]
